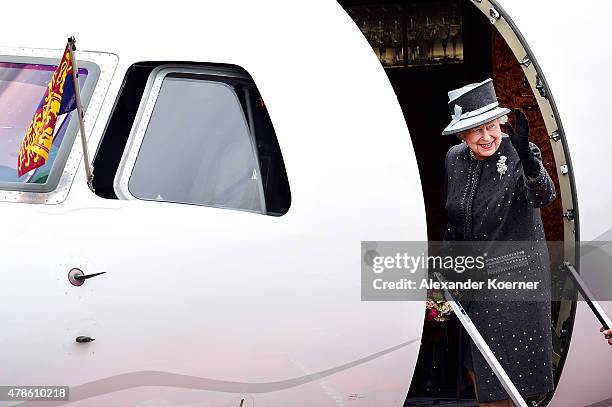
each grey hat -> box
[442,78,510,135]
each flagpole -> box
[67,36,94,191]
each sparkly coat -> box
[443,135,556,402]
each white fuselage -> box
[0,1,611,406]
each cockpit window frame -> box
[0,47,117,205]
[113,65,269,215]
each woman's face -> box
[459,119,502,160]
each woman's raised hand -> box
[505,109,540,178]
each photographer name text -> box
[373,278,541,291]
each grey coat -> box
[443,135,556,402]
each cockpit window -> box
[127,75,265,213]
[104,63,291,216]
[0,62,88,187]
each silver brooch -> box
[497,155,508,179]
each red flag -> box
[17,44,74,177]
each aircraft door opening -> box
[339,0,580,405]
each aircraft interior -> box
[338,0,575,405]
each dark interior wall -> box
[388,1,492,240]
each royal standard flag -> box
[17,43,77,177]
